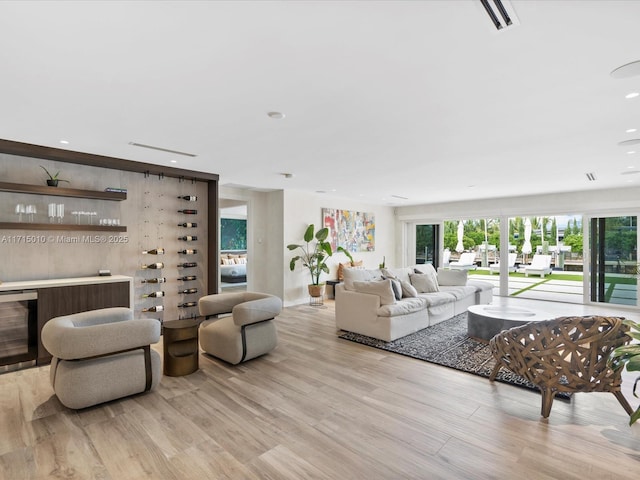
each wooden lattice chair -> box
[489,315,634,418]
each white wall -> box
[395,186,640,222]
[283,190,395,306]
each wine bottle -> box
[178,301,198,308]
[177,195,198,201]
[178,235,198,241]
[142,291,165,298]
[178,209,197,214]
[141,277,166,284]
[141,262,164,269]
[142,305,164,312]
[142,248,165,255]
[178,288,198,294]
[178,275,197,281]
[178,262,197,268]
[178,249,198,254]
[177,222,197,228]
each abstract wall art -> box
[322,208,375,252]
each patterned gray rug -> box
[339,312,571,400]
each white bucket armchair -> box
[198,292,282,365]
[41,307,161,409]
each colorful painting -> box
[322,208,375,252]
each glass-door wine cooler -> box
[0,290,37,373]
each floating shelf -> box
[0,181,126,200]
[0,223,127,232]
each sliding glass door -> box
[590,216,637,306]
[416,224,439,266]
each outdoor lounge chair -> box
[449,252,477,270]
[489,253,517,274]
[524,254,552,277]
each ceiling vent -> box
[129,142,197,157]
[586,172,597,181]
[479,0,519,31]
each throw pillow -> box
[386,277,403,300]
[338,260,364,281]
[437,268,468,286]
[414,264,439,292]
[380,268,397,279]
[343,268,374,291]
[400,280,418,298]
[409,272,439,293]
[352,280,396,305]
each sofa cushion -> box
[382,267,413,283]
[410,272,439,293]
[338,260,364,281]
[400,280,418,298]
[413,264,440,291]
[353,280,396,305]
[343,268,376,291]
[377,297,427,317]
[417,291,456,307]
[437,268,468,286]
[388,278,403,300]
[438,285,476,300]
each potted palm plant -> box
[609,319,640,425]
[288,224,335,297]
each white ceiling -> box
[1,1,639,206]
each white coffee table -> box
[467,304,553,341]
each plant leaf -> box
[287,244,301,250]
[303,224,314,243]
[626,356,640,372]
[315,227,329,242]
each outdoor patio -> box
[469,270,637,306]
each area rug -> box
[339,312,571,400]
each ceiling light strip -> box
[129,142,197,157]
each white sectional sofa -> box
[335,265,493,342]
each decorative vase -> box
[47,179,59,187]
[308,284,326,298]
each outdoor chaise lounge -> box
[524,254,552,277]
[449,252,477,270]
[489,253,517,274]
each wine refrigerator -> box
[0,290,38,373]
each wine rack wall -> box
[137,178,207,321]
[0,152,211,323]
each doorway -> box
[590,216,637,306]
[219,199,248,292]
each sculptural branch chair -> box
[198,292,282,365]
[489,315,634,419]
[41,307,161,409]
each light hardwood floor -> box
[1,298,639,479]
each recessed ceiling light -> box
[611,60,640,79]
[267,111,285,119]
[628,151,637,155]
[59,140,69,144]
[625,92,639,99]
[626,128,637,133]
[170,160,177,163]
[618,139,640,146]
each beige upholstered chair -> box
[198,292,282,365]
[41,307,161,409]
[489,315,634,418]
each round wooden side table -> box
[162,318,201,376]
